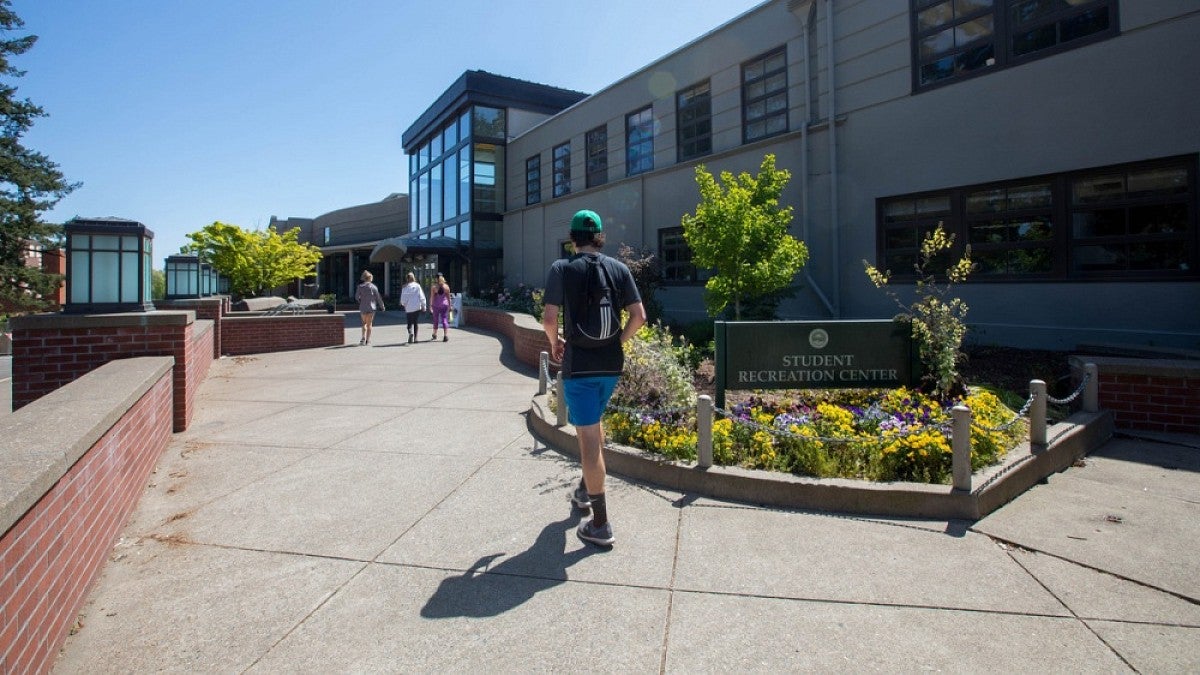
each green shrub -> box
[610,320,697,415]
[864,224,973,398]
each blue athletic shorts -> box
[562,376,619,427]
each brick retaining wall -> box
[160,298,225,357]
[1072,355,1200,434]
[0,358,174,673]
[11,312,214,432]
[463,306,548,370]
[220,312,344,355]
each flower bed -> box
[605,387,1025,484]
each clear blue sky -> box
[11,0,764,264]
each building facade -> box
[272,193,409,300]
[493,0,1199,350]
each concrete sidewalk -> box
[51,316,1200,672]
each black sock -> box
[589,492,607,527]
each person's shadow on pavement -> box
[420,513,601,619]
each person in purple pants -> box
[429,273,452,342]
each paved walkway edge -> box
[528,394,1114,520]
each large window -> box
[626,106,654,177]
[742,47,788,143]
[586,125,608,188]
[409,108,473,236]
[526,154,541,205]
[912,0,1118,91]
[474,143,504,213]
[659,227,709,284]
[418,173,430,229]
[443,157,456,218]
[458,146,471,217]
[430,163,442,224]
[553,142,571,198]
[876,155,1198,281]
[473,106,506,139]
[677,80,712,162]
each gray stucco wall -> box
[501,0,1200,349]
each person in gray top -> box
[355,270,385,346]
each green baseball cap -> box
[570,209,602,232]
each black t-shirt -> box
[544,252,641,378]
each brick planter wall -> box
[463,306,548,370]
[1072,356,1200,434]
[220,312,345,355]
[0,358,173,673]
[10,312,214,432]
[160,298,224,357]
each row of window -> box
[911,0,1118,91]
[526,46,790,206]
[655,156,1196,286]
[877,154,1197,280]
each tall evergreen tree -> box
[0,1,77,314]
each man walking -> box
[542,209,646,547]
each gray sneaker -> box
[577,519,614,546]
[570,485,592,510]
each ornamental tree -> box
[184,221,321,297]
[680,154,809,320]
[0,2,78,314]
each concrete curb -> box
[528,394,1114,520]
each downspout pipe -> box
[797,2,835,317]
[825,0,841,317]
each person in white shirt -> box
[399,272,427,344]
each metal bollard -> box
[538,351,549,396]
[1083,363,1099,413]
[697,395,713,468]
[555,372,568,427]
[951,405,972,492]
[1029,379,1047,446]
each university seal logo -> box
[808,328,829,350]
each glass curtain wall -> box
[407,105,508,295]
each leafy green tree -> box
[151,268,165,300]
[680,154,809,320]
[0,2,78,314]
[184,221,321,297]
[864,224,974,398]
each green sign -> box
[714,320,917,408]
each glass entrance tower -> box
[402,71,586,296]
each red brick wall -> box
[11,314,214,432]
[464,307,549,371]
[160,298,224,357]
[0,371,172,673]
[220,313,344,355]
[179,323,215,431]
[1098,372,1200,434]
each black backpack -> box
[566,254,622,349]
